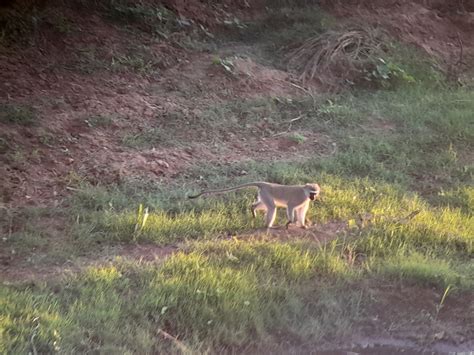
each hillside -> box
[1,0,473,353]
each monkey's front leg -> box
[296,203,310,229]
[285,206,296,229]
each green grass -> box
[121,128,171,148]
[2,233,472,353]
[0,241,363,353]
[377,252,472,289]
[84,114,115,128]
[0,104,37,125]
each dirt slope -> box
[1,0,473,207]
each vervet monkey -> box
[188,182,321,229]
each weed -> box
[85,114,115,128]
[0,104,37,125]
[289,132,307,144]
[121,128,171,149]
[365,57,416,87]
[0,135,10,154]
[66,46,108,74]
[37,130,56,147]
[212,56,235,75]
[435,285,452,319]
[132,204,149,240]
[110,47,161,75]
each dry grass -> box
[286,25,387,87]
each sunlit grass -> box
[0,288,62,354]
[4,229,470,352]
[3,156,473,354]
[377,252,471,289]
[0,240,364,353]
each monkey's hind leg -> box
[265,206,277,229]
[251,201,266,218]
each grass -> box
[1,233,471,352]
[0,104,37,125]
[121,129,170,149]
[0,241,363,353]
[84,114,115,128]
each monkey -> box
[188,182,320,229]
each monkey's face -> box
[306,183,320,201]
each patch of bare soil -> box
[0,3,319,208]
[0,242,178,283]
[0,9,192,206]
[234,220,347,244]
[354,284,474,352]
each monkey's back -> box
[265,183,308,207]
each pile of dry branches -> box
[286,25,387,88]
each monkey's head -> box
[305,183,321,201]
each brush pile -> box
[286,25,388,88]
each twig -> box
[272,131,289,137]
[157,329,190,353]
[289,82,314,98]
[65,186,83,192]
[289,114,304,123]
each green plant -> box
[212,56,235,75]
[121,128,171,148]
[111,54,157,74]
[85,114,115,128]
[0,104,37,125]
[133,203,149,240]
[366,57,416,87]
[289,132,307,144]
[0,136,10,154]
[435,285,452,319]
[37,131,56,147]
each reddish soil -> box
[354,284,474,352]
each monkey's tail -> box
[187,182,265,199]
